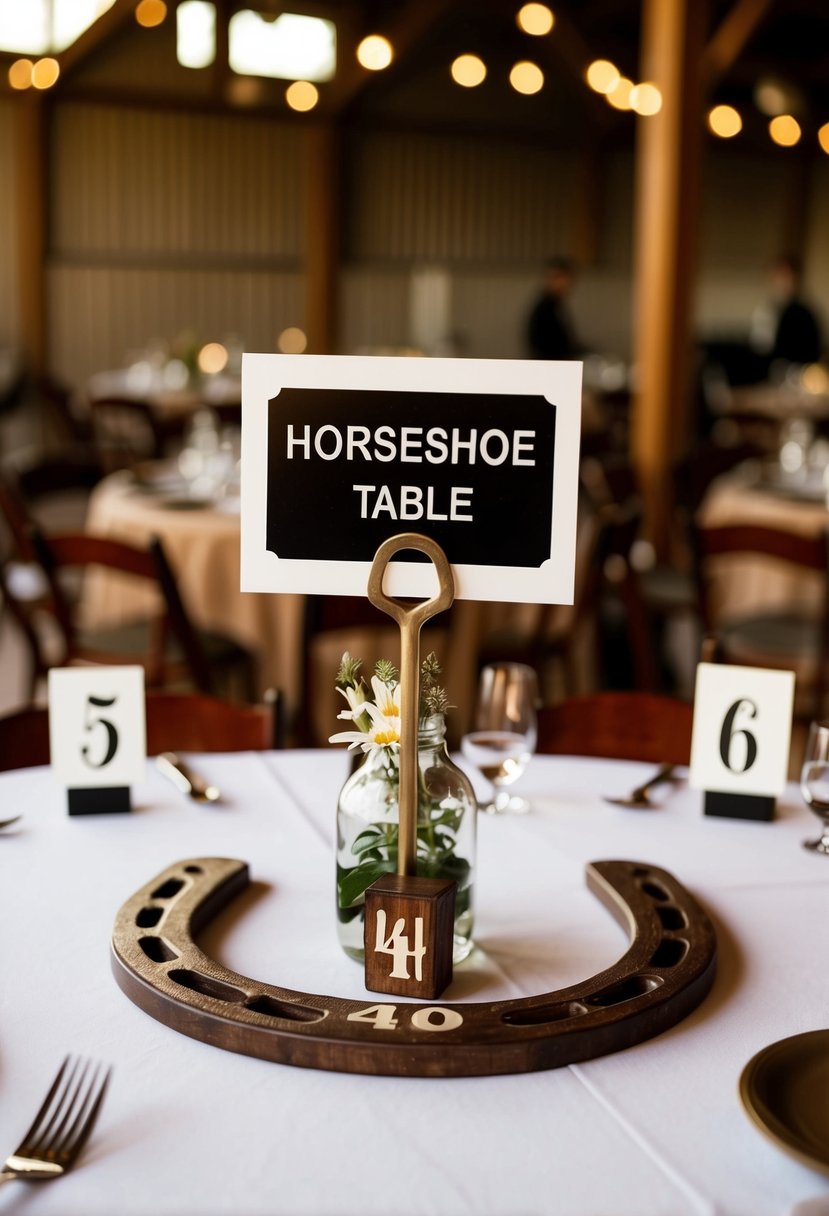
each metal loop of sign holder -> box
[111,532,717,1076]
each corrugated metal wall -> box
[48,104,306,384]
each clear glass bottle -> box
[336,714,476,965]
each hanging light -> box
[605,76,633,110]
[509,61,544,95]
[31,56,60,88]
[8,59,34,89]
[285,80,319,111]
[356,34,393,71]
[769,114,801,146]
[451,54,486,88]
[516,4,554,36]
[629,82,662,116]
[585,59,619,95]
[708,104,742,138]
[135,0,167,28]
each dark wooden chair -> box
[692,522,829,720]
[0,692,281,773]
[477,498,656,697]
[89,396,187,470]
[26,528,257,700]
[536,692,694,765]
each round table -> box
[698,465,828,620]
[2,750,828,1214]
[82,470,304,708]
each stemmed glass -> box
[801,721,829,853]
[462,663,538,814]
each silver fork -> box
[1,1056,112,1185]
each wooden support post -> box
[305,123,340,355]
[631,0,707,557]
[15,96,49,376]
[780,151,815,267]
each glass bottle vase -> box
[335,714,476,965]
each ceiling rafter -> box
[55,0,137,86]
[321,0,448,117]
[703,0,775,89]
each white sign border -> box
[241,353,582,604]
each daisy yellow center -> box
[372,728,400,745]
[379,699,399,717]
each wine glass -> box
[462,663,538,814]
[801,721,829,853]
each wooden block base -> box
[704,790,775,822]
[68,786,132,816]
[364,875,456,1000]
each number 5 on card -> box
[689,663,795,821]
[48,666,146,815]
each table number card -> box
[241,354,582,605]
[48,666,146,815]
[689,662,795,821]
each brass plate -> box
[740,1030,829,1177]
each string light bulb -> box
[135,0,167,27]
[605,76,633,110]
[629,82,662,116]
[8,59,33,90]
[708,104,742,138]
[451,54,487,88]
[509,61,544,95]
[285,80,319,111]
[769,114,801,146]
[516,4,554,36]
[817,123,829,155]
[356,35,393,71]
[585,60,620,95]
[278,327,307,354]
[31,58,60,89]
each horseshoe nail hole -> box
[245,995,325,1023]
[152,878,184,899]
[184,865,203,874]
[168,969,247,1004]
[136,906,163,928]
[138,936,178,963]
[640,880,670,902]
[502,1001,587,1026]
[631,867,650,877]
[649,938,689,968]
[586,975,662,1007]
[656,905,688,930]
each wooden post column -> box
[305,123,341,355]
[631,0,707,556]
[15,95,49,376]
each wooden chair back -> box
[29,528,215,692]
[536,692,694,765]
[89,397,177,469]
[0,692,280,773]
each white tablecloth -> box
[2,751,829,1216]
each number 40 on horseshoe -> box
[689,663,796,822]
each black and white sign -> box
[689,663,795,799]
[241,355,582,603]
[48,666,146,789]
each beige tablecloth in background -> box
[82,473,574,736]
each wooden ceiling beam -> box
[56,0,137,86]
[703,0,775,90]
[322,0,447,117]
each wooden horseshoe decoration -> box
[111,857,717,1078]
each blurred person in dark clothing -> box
[751,253,823,367]
[526,256,580,360]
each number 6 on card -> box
[48,666,146,815]
[689,663,795,821]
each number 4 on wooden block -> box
[364,875,456,1000]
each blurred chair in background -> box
[0,690,281,773]
[22,528,258,701]
[536,692,693,765]
[693,522,829,721]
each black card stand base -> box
[68,787,131,816]
[704,790,775,822]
